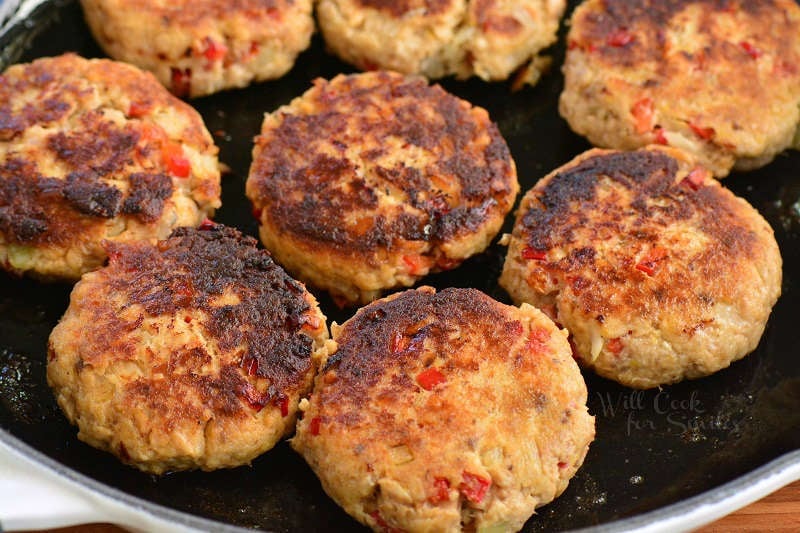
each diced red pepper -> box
[275,395,289,417]
[402,254,425,275]
[521,246,547,261]
[170,67,192,98]
[606,337,624,355]
[607,28,634,47]
[137,121,166,146]
[390,331,410,354]
[184,315,192,324]
[635,247,668,276]
[251,206,263,221]
[653,126,669,145]
[162,143,191,178]
[635,262,656,276]
[248,41,260,59]
[428,477,451,504]
[416,367,446,390]
[242,384,268,412]
[459,472,491,504]
[558,461,568,469]
[202,37,228,62]
[740,41,762,60]
[127,101,150,118]
[689,122,715,140]
[567,39,580,50]
[198,218,216,230]
[244,357,259,376]
[309,416,321,436]
[403,255,426,276]
[680,167,707,191]
[631,98,654,134]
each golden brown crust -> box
[500,146,783,388]
[80,0,314,97]
[518,149,758,316]
[293,287,594,532]
[319,287,518,413]
[246,71,518,304]
[0,54,221,280]
[573,0,793,62]
[102,225,317,397]
[561,0,800,176]
[250,72,514,250]
[316,0,566,82]
[47,224,330,473]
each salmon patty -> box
[246,71,519,305]
[81,0,314,97]
[317,0,566,84]
[293,286,594,532]
[499,146,782,388]
[0,54,221,281]
[560,0,800,177]
[47,224,332,474]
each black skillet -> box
[1,0,799,531]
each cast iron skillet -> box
[1,1,799,531]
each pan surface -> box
[1,1,799,531]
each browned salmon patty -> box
[0,54,221,281]
[246,71,519,305]
[293,286,594,532]
[560,0,800,177]
[81,0,314,97]
[47,224,332,474]
[317,0,566,84]
[500,146,782,388]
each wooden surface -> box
[23,480,800,532]
[696,479,800,532]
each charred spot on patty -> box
[250,72,515,250]
[521,149,757,258]
[321,287,510,412]
[105,225,313,395]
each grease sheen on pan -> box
[246,71,519,306]
[316,0,567,84]
[560,0,800,177]
[80,0,314,97]
[500,146,782,389]
[0,54,221,281]
[47,225,332,474]
[293,287,594,532]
